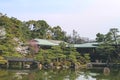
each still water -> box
[0,68,120,80]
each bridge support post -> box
[19,62,22,69]
[7,62,9,68]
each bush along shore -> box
[37,60,87,70]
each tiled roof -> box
[73,42,98,48]
[34,39,98,48]
[34,39,65,46]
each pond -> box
[0,68,120,80]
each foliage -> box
[84,53,90,63]
[0,12,90,66]
[51,26,66,40]
[96,33,105,42]
[96,28,120,62]
[35,43,89,66]
[0,56,7,64]
[0,13,68,57]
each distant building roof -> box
[73,42,98,48]
[34,39,99,48]
[34,39,66,46]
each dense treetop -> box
[0,12,120,64]
[0,13,89,57]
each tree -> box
[96,28,120,63]
[26,20,50,39]
[52,26,66,40]
[96,33,105,42]
[109,28,120,61]
[0,27,6,39]
[51,46,63,62]
[109,28,119,45]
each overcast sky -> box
[1,0,120,39]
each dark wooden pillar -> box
[7,61,9,68]
[19,61,22,69]
[20,61,25,69]
[19,61,24,69]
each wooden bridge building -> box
[4,57,37,69]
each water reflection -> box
[0,68,120,80]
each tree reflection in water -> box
[0,68,120,80]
